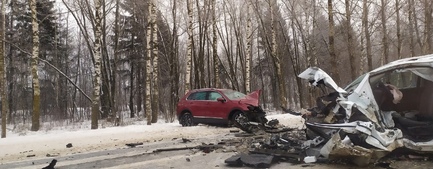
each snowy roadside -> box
[0,113,304,164]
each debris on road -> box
[66,143,73,148]
[225,153,274,168]
[181,138,192,143]
[46,153,59,157]
[42,159,57,169]
[152,144,223,153]
[125,142,144,147]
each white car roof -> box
[370,54,433,75]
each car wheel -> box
[232,111,255,133]
[180,112,194,127]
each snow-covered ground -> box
[0,113,304,164]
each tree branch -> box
[4,40,92,102]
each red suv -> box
[176,88,267,128]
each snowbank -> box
[0,113,304,164]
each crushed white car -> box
[298,54,433,165]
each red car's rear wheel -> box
[180,112,195,127]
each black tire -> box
[231,111,244,126]
[180,112,194,127]
[232,111,255,133]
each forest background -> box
[1,0,430,137]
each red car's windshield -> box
[222,90,246,100]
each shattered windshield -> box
[222,90,246,100]
[344,74,366,92]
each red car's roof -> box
[189,88,232,92]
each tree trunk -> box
[380,0,389,65]
[269,0,286,108]
[170,0,179,122]
[195,0,206,89]
[328,0,339,83]
[145,0,152,125]
[151,1,159,123]
[345,0,356,79]
[91,0,103,129]
[409,0,415,57]
[362,0,372,72]
[396,0,401,59]
[245,3,251,93]
[185,0,193,93]
[30,0,41,131]
[1,0,7,138]
[212,0,219,88]
[424,0,432,54]
[413,0,423,49]
[7,0,15,124]
[129,63,135,118]
[113,0,120,118]
[100,0,113,120]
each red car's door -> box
[206,91,231,120]
[186,91,208,117]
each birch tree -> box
[245,2,251,93]
[212,0,219,88]
[91,0,103,129]
[30,0,41,131]
[185,0,193,93]
[145,0,152,125]
[151,1,159,123]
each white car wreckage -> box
[297,54,433,165]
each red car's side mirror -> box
[217,97,226,102]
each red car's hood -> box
[238,90,261,106]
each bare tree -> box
[145,0,152,125]
[30,0,41,131]
[212,0,219,88]
[380,0,389,65]
[328,0,339,83]
[345,0,356,79]
[408,0,415,57]
[113,0,120,118]
[362,0,372,71]
[185,0,193,93]
[91,0,103,129]
[423,0,432,54]
[169,0,179,121]
[269,0,287,108]
[245,2,252,93]
[1,0,7,138]
[396,0,402,59]
[151,1,159,123]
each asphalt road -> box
[2,130,433,169]
[0,132,237,169]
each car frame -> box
[297,54,433,165]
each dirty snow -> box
[0,112,304,164]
